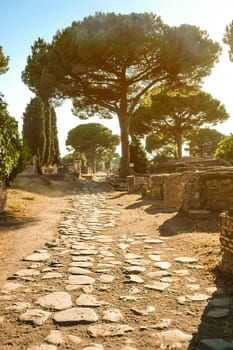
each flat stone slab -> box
[41,272,62,280]
[123,266,145,274]
[209,298,231,307]
[102,308,124,322]
[207,308,230,318]
[127,275,144,284]
[68,267,92,275]
[154,262,171,270]
[45,330,64,345]
[76,294,108,307]
[99,274,115,283]
[145,281,169,291]
[24,253,50,262]
[1,282,24,293]
[174,256,197,263]
[187,293,210,301]
[28,345,57,350]
[14,269,40,277]
[83,344,104,350]
[144,239,164,244]
[131,306,155,316]
[36,292,72,310]
[151,318,172,330]
[201,338,233,350]
[6,302,31,311]
[68,275,95,285]
[53,307,98,324]
[88,324,134,337]
[148,254,161,262]
[19,309,51,326]
[155,329,192,343]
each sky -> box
[1,0,233,156]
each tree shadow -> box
[188,268,233,349]
[0,212,42,230]
[158,212,219,237]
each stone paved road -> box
[0,180,233,350]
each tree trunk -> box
[118,114,130,178]
[176,131,183,160]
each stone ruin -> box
[127,159,233,276]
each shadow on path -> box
[188,268,233,349]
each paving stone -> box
[24,253,50,262]
[88,324,134,337]
[123,266,145,274]
[148,254,161,262]
[120,295,137,301]
[76,294,108,307]
[28,345,57,350]
[154,262,171,270]
[36,292,72,310]
[68,267,92,275]
[131,306,155,316]
[19,309,51,326]
[173,269,190,276]
[146,271,171,278]
[41,272,63,280]
[127,275,144,284]
[1,282,24,293]
[154,329,192,344]
[144,239,164,244]
[82,344,104,350]
[68,275,95,285]
[14,269,40,277]
[103,308,124,322]
[201,339,233,350]
[145,281,169,291]
[209,297,231,306]
[207,308,230,318]
[45,330,64,345]
[187,293,210,301]
[186,283,200,291]
[99,274,115,283]
[151,318,172,330]
[69,262,94,268]
[6,302,31,311]
[53,307,98,324]
[68,335,82,344]
[174,256,197,263]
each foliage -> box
[131,90,229,159]
[22,12,221,176]
[66,123,120,172]
[215,134,233,160]
[22,96,60,171]
[152,145,177,162]
[0,96,25,186]
[223,21,233,62]
[0,46,9,75]
[188,128,224,157]
[129,136,149,173]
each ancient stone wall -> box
[128,167,233,212]
[182,170,233,212]
[219,212,233,275]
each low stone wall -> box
[0,186,7,213]
[219,212,233,275]
[128,167,233,212]
[182,169,233,212]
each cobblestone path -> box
[0,181,232,350]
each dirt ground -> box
[0,174,228,349]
